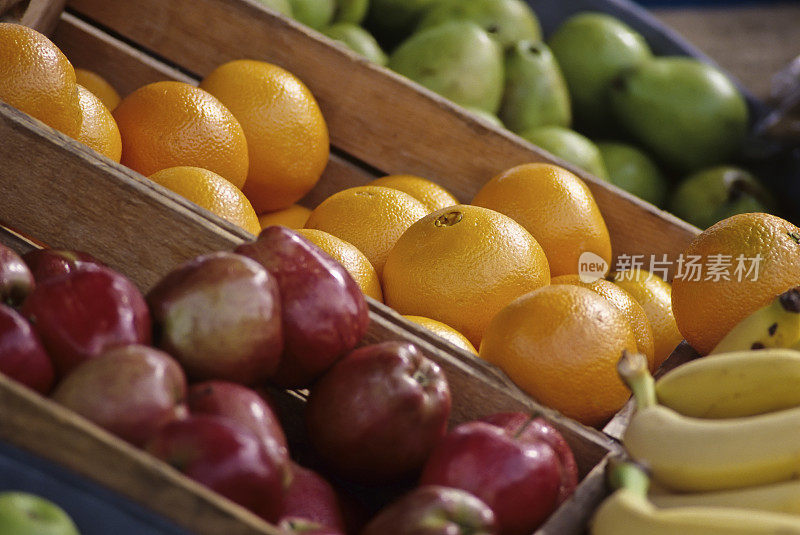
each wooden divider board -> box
[0,95,619,533]
[66,0,701,277]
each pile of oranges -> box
[280,161,683,428]
[0,23,328,237]
[5,23,798,432]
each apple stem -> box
[513,414,536,440]
[616,351,656,410]
[412,369,429,387]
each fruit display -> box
[3,1,798,532]
[0,231,585,533]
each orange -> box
[382,204,550,347]
[671,213,800,355]
[0,23,82,137]
[113,81,249,188]
[368,175,459,213]
[480,284,637,427]
[200,60,329,213]
[295,228,383,302]
[259,204,312,229]
[304,185,428,277]
[148,166,260,235]
[74,85,122,162]
[472,162,612,277]
[552,274,655,371]
[75,68,121,111]
[402,315,477,355]
[611,268,682,368]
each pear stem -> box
[617,351,657,410]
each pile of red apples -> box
[0,226,578,535]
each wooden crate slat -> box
[66,0,700,276]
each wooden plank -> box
[52,12,195,97]
[0,373,283,535]
[67,0,700,276]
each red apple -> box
[187,381,289,483]
[235,226,369,388]
[419,420,564,535]
[52,344,187,446]
[146,415,285,521]
[21,265,151,376]
[22,248,105,284]
[0,244,34,307]
[147,252,283,384]
[279,462,345,532]
[0,304,54,393]
[305,341,451,484]
[362,486,498,535]
[481,413,578,504]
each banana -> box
[655,348,800,418]
[590,462,800,535]
[619,351,800,492]
[710,287,800,354]
[650,478,800,515]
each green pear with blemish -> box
[499,40,571,134]
[417,0,541,50]
[548,12,651,133]
[389,21,504,114]
[669,165,774,229]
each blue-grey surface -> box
[0,441,194,535]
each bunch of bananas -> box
[591,287,800,533]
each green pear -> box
[389,21,504,114]
[548,12,651,133]
[323,23,387,65]
[597,141,667,207]
[417,0,541,50]
[609,57,749,172]
[499,40,571,134]
[0,492,79,535]
[334,0,369,24]
[669,165,774,229]
[364,0,445,50]
[521,125,608,180]
[256,0,293,16]
[287,0,335,29]
[464,106,504,128]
